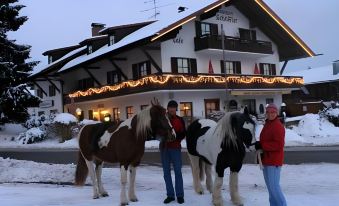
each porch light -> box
[76,108,82,116]
[104,113,111,122]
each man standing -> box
[255,103,287,206]
[161,100,186,204]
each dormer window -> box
[109,35,115,46]
[239,28,256,41]
[48,56,53,64]
[87,45,93,54]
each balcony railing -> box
[64,73,303,103]
[194,35,273,54]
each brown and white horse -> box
[75,101,175,205]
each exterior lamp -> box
[104,113,111,122]
[76,108,82,116]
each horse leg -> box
[95,161,108,197]
[188,154,204,194]
[205,163,213,194]
[85,160,100,199]
[212,175,224,206]
[120,165,129,206]
[229,172,243,206]
[128,166,138,202]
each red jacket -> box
[165,115,186,149]
[259,117,285,166]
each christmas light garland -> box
[68,74,303,98]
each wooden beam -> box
[32,81,48,97]
[84,66,101,70]
[84,67,102,87]
[108,59,128,80]
[44,76,61,93]
[280,60,288,75]
[140,48,162,73]
[111,57,127,61]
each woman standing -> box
[255,103,287,206]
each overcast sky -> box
[9,0,339,73]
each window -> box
[220,61,241,74]
[112,108,120,122]
[48,56,53,64]
[204,99,220,118]
[87,45,93,54]
[37,89,43,98]
[132,61,151,80]
[266,98,274,105]
[78,78,94,90]
[201,23,211,36]
[109,35,115,46]
[259,63,276,75]
[88,110,93,120]
[107,71,121,85]
[49,85,56,97]
[180,102,193,124]
[140,105,149,110]
[126,106,134,119]
[171,57,197,74]
[239,28,256,41]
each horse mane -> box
[213,111,238,148]
[136,105,152,140]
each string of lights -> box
[68,74,303,98]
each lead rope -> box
[255,149,264,170]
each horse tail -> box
[199,158,205,181]
[75,151,88,186]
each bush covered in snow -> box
[319,107,339,127]
[53,113,78,142]
[17,127,46,144]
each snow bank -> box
[293,114,339,137]
[2,123,26,134]
[54,113,77,124]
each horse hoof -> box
[93,195,99,199]
[120,203,129,206]
[198,191,204,195]
[130,198,138,202]
[101,193,109,197]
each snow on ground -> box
[0,157,338,206]
[1,113,339,149]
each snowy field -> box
[1,113,339,149]
[0,157,338,206]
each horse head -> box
[149,99,176,141]
[232,107,257,148]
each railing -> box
[64,73,303,103]
[194,35,273,54]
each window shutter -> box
[171,57,178,73]
[259,63,264,74]
[107,71,111,84]
[146,61,151,75]
[271,64,276,75]
[220,60,225,74]
[251,30,257,41]
[190,58,197,74]
[235,61,241,74]
[132,64,138,80]
[211,23,218,36]
[195,21,202,37]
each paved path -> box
[1,146,339,165]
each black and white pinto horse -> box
[75,101,175,206]
[186,109,256,206]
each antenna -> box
[140,0,174,19]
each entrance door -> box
[243,99,256,115]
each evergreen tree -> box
[0,0,40,123]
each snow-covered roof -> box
[286,65,339,85]
[58,1,216,73]
[30,46,86,77]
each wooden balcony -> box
[64,73,303,103]
[194,35,273,54]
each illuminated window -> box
[180,102,193,124]
[112,108,120,122]
[204,99,220,118]
[126,106,134,119]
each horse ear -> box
[243,106,249,115]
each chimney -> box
[333,60,339,75]
[91,23,106,37]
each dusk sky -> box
[9,0,339,73]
